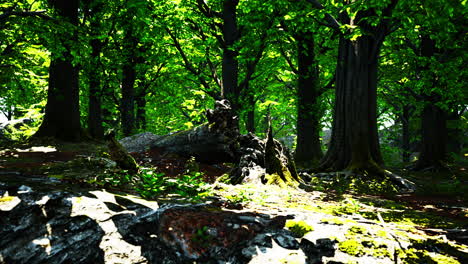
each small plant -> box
[191,226,213,247]
[285,220,314,237]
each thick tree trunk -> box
[414,35,447,170]
[121,32,137,137]
[222,0,240,116]
[35,0,80,141]
[415,103,447,169]
[319,34,383,173]
[88,38,104,139]
[245,91,255,133]
[294,34,323,168]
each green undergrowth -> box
[89,167,212,201]
[308,172,399,196]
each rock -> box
[119,132,162,153]
[273,233,300,250]
[0,178,310,264]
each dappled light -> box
[1,0,467,263]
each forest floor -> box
[1,139,467,263]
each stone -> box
[273,233,300,250]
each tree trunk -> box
[222,0,240,117]
[294,34,323,168]
[88,38,104,139]
[35,0,80,141]
[415,102,447,169]
[121,32,137,137]
[319,33,383,173]
[245,91,255,133]
[414,35,447,170]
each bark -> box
[319,33,383,173]
[245,91,255,133]
[88,38,104,139]
[35,0,80,141]
[222,0,240,114]
[151,100,240,164]
[414,35,447,170]
[121,32,138,137]
[294,34,323,168]
[415,102,447,169]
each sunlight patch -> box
[68,193,148,263]
[15,146,57,153]
[0,195,21,211]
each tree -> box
[303,0,399,173]
[221,0,240,115]
[34,0,81,141]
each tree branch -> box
[303,0,341,30]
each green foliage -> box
[285,220,314,238]
[92,169,136,188]
[136,168,210,200]
[89,167,210,200]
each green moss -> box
[348,225,368,235]
[361,239,391,258]
[338,239,366,256]
[360,209,461,229]
[375,229,388,238]
[285,220,314,237]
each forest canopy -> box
[0,0,467,171]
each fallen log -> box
[148,100,299,185]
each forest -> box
[0,0,467,263]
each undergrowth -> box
[89,167,211,201]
